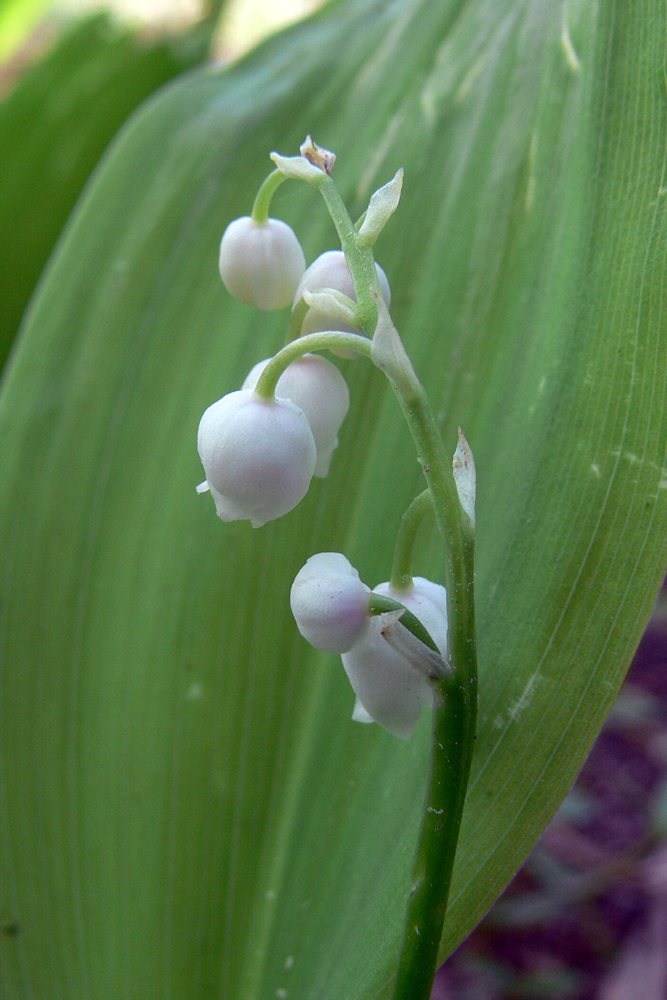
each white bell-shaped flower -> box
[294,249,391,336]
[290,552,371,653]
[342,577,448,740]
[219,217,306,311]
[197,389,316,527]
[243,354,349,477]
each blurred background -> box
[0,0,325,89]
[2,3,666,997]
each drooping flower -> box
[197,389,316,527]
[290,552,371,653]
[293,249,391,336]
[290,551,448,739]
[218,217,306,311]
[243,353,349,477]
[341,578,448,740]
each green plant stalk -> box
[286,298,308,343]
[253,330,371,398]
[260,164,477,999]
[317,175,382,335]
[393,679,475,999]
[377,348,477,1000]
[262,313,477,998]
[390,489,434,592]
[251,169,288,224]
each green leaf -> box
[0,11,207,374]
[0,0,665,997]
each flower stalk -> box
[250,169,287,224]
[369,309,477,1000]
[392,679,476,1000]
[390,489,434,593]
[253,331,371,400]
[316,175,383,335]
[209,140,478,1000]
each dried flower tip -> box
[300,135,336,175]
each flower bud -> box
[197,389,316,527]
[293,250,391,337]
[218,217,306,311]
[290,553,371,653]
[243,354,349,477]
[342,577,448,740]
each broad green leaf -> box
[1,0,666,997]
[0,12,208,374]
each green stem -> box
[390,490,434,593]
[392,681,476,1000]
[251,170,288,224]
[263,160,477,999]
[202,0,227,30]
[253,331,371,399]
[373,329,477,1000]
[317,176,381,336]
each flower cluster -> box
[198,199,388,526]
[290,553,448,740]
[196,348,350,526]
[197,141,467,741]
[198,143,479,1000]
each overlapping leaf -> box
[0,0,665,997]
[0,11,210,372]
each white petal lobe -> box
[343,578,448,739]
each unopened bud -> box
[290,553,371,653]
[218,217,306,311]
[197,389,316,527]
[294,250,391,352]
[243,353,349,477]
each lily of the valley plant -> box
[197,136,478,1000]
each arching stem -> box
[251,170,288,224]
[390,490,434,593]
[253,331,371,400]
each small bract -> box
[294,249,391,337]
[342,577,448,740]
[197,389,316,527]
[290,552,371,654]
[219,217,306,311]
[243,354,349,477]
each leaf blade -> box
[0,0,665,997]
